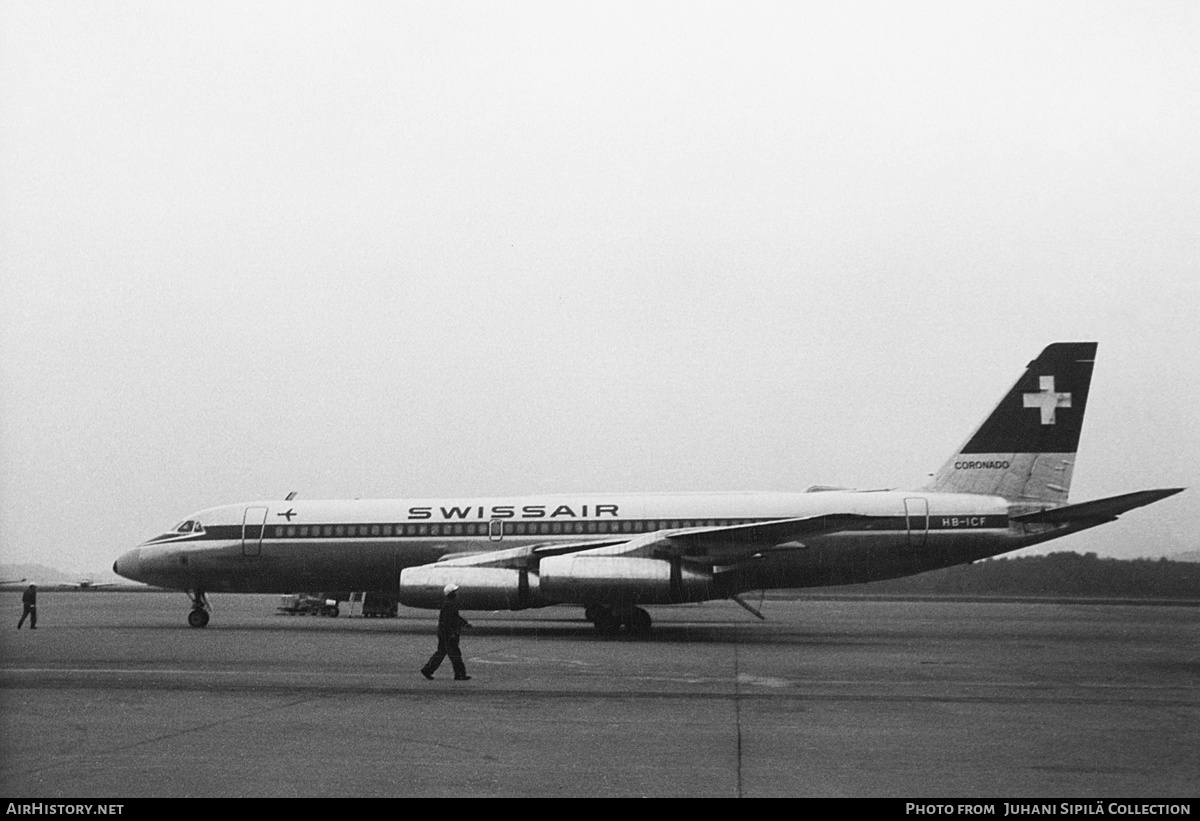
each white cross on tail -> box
[1023,375,1072,424]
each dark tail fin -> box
[924,342,1097,503]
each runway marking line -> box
[2,666,1196,696]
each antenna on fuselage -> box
[285,491,298,501]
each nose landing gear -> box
[187,589,210,628]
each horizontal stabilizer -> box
[1012,488,1184,524]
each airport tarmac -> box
[1,591,1197,798]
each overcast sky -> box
[1,1,1197,576]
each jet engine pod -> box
[538,555,712,604]
[398,565,542,610]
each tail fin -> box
[925,342,1097,503]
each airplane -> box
[0,577,119,592]
[113,342,1184,632]
[67,578,117,590]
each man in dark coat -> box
[421,584,471,680]
[17,584,37,629]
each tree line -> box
[822,553,1200,599]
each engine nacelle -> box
[538,556,712,604]
[398,565,543,610]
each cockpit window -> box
[192,522,203,534]
[176,521,194,533]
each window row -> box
[269,519,750,539]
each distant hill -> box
[0,564,117,585]
[1167,550,1200,563]
[0,563,73,583]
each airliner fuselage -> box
[116,489,1064,597]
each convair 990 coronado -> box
[114,343,1183,632]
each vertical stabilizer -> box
[924,342,1097,503]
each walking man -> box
[17,584,37,629]
[421,583,471,681]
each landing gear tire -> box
[628,607,652,635]
[186,589,211,628]
[591,609,622,636]
[589,606,652,636]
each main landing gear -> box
[187,589,210,628]
[585,605,652,636]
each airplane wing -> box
[431,538,629,569]
[663,513,871,553]
[427,513,871,570]
[398,513,873,609]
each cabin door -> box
[904,498,929,548]
[242,507,268,557]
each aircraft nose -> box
[113,547,142,581]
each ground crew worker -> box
[17,584,37,629]
[421,583,471,680]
